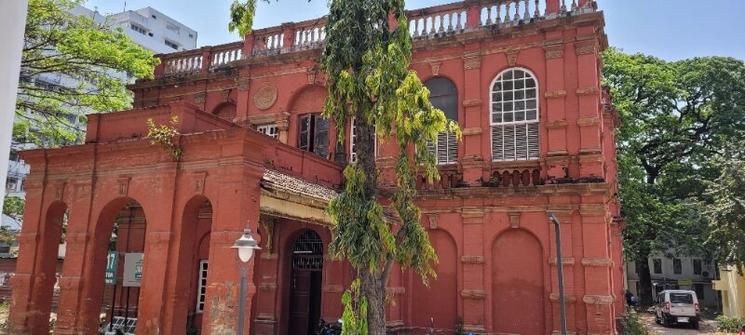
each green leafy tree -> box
[603,48,745,305]
[703,145,745,271]
[16,0,159,147]
[231,1,459,332]
[2,196,24,223]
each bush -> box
[620,311,649,335]
[716,315,745,333]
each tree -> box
[16,0,158,147]
[230,1,459,333]
[703,145,745,272]
[603,48,745,305]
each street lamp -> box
[231,229,260,335]
[548,212,568,335]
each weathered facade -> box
[9,0,624,334]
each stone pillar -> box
[579,205,615,334]
[136,168,179,335]
[543,35,572,180]
[460,209,486,332]
[201,140,265,335]
[54,175,96,335]
[460,47,484,185]
[574,31,604,179]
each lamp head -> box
[231,229,261,263]
[548,212,559,225]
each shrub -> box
[716,315,745,333]
[620,311,649,335]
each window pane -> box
[503,113,513,122]
[526,110,537,120]
[299,115,310,151]
[314,117,329,157]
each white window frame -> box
[489,67,540,162]
[257,124,279,139]
[195,260,208,313]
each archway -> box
[287,229,324,335]
[212,103,236,122]
[93,198,148,335]
[491,229,545,334]
[410,230,457,330]
[28,201,67,334]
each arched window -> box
[490,68,539,161]
[425,77,458,165]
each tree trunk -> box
[636,253,654,307]
[360,270,387,335]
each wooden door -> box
[289,269,312,335]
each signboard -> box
[123,253,144,287]
[677,279,693,287]
[105,251,118,285]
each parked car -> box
[654,290,700,329]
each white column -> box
[0,0,28,207]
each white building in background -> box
[626,253,720,308]
[106,7,197,54]
[4,5,198,209]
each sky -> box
[84,0,745,61]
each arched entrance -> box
[491,229,545,334]
[288,230,324,335]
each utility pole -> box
[0,0,28,207]
[548,212,568,335]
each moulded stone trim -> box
[508,212,521,228]
[461,256,484,264]
[463,51,481,70]
[579,204,607,216]
[427,214,438,229]
[583,295,615,305]
[461,289,486,299]
[237,77,250,91]
[576,116,600,127]
[545,90,567,98]
[463,324,487,333]
[545,120,568,129]
[575,40,597,55]
[429,61,442,76]
[576,86,600,96]
[506,50,519,66]
[462,127,482,136]
[210,230,247,245]
[578,152,603,162]
[192,171,208,194]
[462,99,482,107]
[53,182,67,201]
[548,257,575,266]
[147,231,173,244]
[117,176,131,196]
[549,293,577,303]
[253,84,278,110]
[546,150,570,157]
[544,46,564,60]
[247,112,290,126]
[581,257,614,267]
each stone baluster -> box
[485,5,493,25]
[514,0,521,21]
[524,0,531,21]
[571,0,578,11]
[534,0,540,18]
[495,2,502,24]
[505,0,512,23]
[561,0,567,13]
[438,15,445,33]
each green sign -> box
[678,279,693,287]
[105,251,118,285]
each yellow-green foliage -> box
[146,115,182,161]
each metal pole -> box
[238,266,247,334]
[549,212,568,335]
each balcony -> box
[154,0,598,78]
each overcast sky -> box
[84,0,745,61]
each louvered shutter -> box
[492,126,504,161]
[446,132,457,163]
[503,125,516,160]
[527,122,539,159]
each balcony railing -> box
[154,0,597,78]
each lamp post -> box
[548,212,568,335]
[231,229,261,335]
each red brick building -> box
[9,0,624,334]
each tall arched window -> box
[490,68,539,161]
[425,77,458,165]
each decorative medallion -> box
[253,84,278,110]
[507,50,519,67]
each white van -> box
[654,290,700,329]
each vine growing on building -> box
[145,115,183,161]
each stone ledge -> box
[581,257,613,267]
[461,289,486,299]
[583,294,615,305]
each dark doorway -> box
[288,230,323,335]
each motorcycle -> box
[318,319,342,335]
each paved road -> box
[640,313,731,335]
